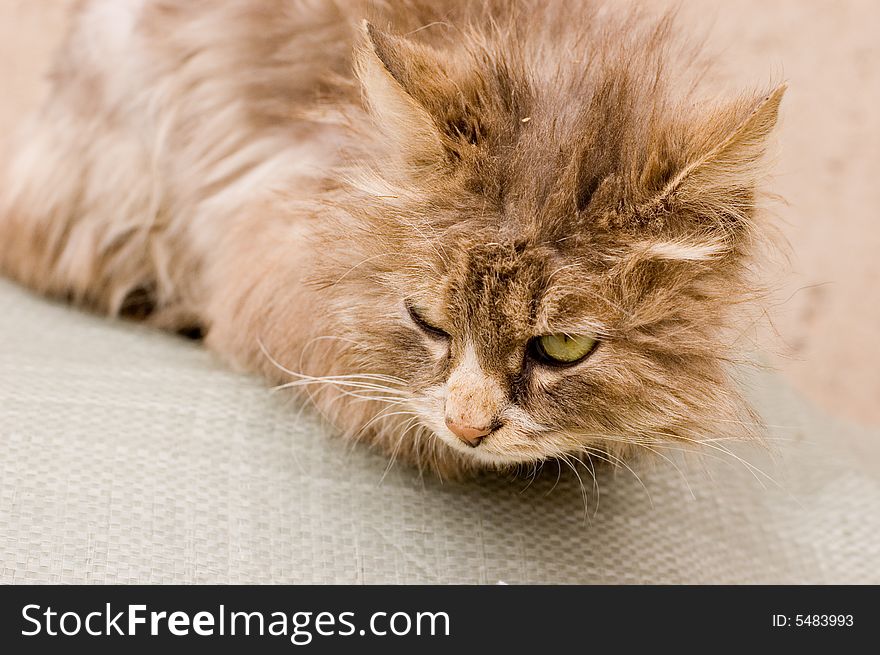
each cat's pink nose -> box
[445,417,491,447]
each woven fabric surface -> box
[1,279,878,584]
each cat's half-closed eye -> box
[406,301,449,340]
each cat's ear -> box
[354,21,446,168]
[635,84,786,237]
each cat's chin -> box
[410,413,555,470]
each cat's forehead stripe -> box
[444,240,615,336]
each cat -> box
[0,0,784,478]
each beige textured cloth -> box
[1,279,878,584]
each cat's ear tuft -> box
[636,84,786,235]
[354,21,446,168]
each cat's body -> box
[0,0,784,477]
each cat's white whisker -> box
[271,378,407,396]
[322,252,396,289]
[565,439,655,509]
[570,453,601,519]
[379,416,423,485]
[557,453,589,521]
[582,426,782,493]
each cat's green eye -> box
[531,334,598,366]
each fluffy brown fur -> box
[0,0,784,478]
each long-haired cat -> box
[0,1,784,478]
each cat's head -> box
[323,15,784,472]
